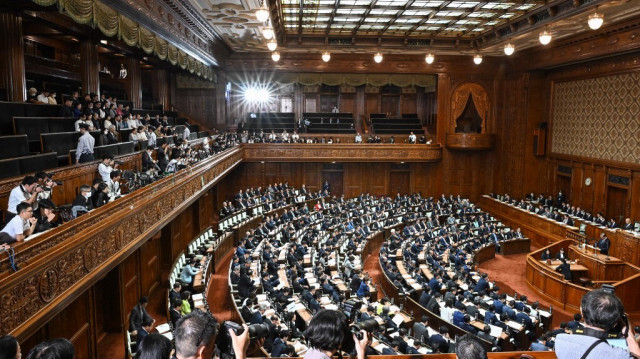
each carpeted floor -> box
[478,253,573,329]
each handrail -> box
[0,146,243,339]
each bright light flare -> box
[243,85,272,103]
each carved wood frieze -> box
[445,134,496,151]
[242,144,443,162]
[0,148,243,338]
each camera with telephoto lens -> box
[350,318,379,340]
[216,321,270,358]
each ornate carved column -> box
[127,57,142,108]
[0,12,26,102]
[80,39,100,96]
[154,68,169,111]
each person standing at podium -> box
[596,233,611,256]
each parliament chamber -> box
[1,0,640,358]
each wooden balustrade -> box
[0,147,243,339]
[242,143,443,162]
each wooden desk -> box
[568,245,625,281]
[499,238,531,255]
[473,244,496,265]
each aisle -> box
[477,253,572,329]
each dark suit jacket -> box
[170,308,181,328]
[556,262,572,281]
[381,348,397,355]
[129,304,152,332]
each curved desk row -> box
[525,240,640,318]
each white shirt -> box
[0,215,28,239]
[183,127,191,140]
[107,180,121,201]
[7,185,29,213]
[98,163,113,182]
[127,119,138,129]
[37,94,48,103]
[147,132,156,146]
[103,119,113,130]
[75,119,84,132]
[355,135,362,143]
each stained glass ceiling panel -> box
[279,0,543,37]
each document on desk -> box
[489,324,503,338]
[392,314,405,326]
[156,323,171,334]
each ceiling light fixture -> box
[267,39,278,51]
[322,51,331,62]
[425,53,435,64]
[374,52,383,63]
[588,7,604,30]
[271,51,280,62]
[255,1,269,22]
[263,26,274,40]
[473,54,483,65]
[539,27,552,45]
[504,42,514,56]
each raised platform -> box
[445,133,496,151]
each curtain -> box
[30,0,212,81]
[451,83,489,129]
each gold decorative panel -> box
[551,73,640,164]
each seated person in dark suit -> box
[477,325,494,343]
[493,313,508,331]
[169,283,182,306]
[555,258,572,281]
[135,317,154,350]
[381,339,400,355]
[129,296,154,336]
[566,313,584,332]
[540,249,551,261]
[271,331,290,357]
[555,247,568,261]
[460,314,477,334]
[170,299,182,328]
[429,326,450,353]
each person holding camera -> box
[107,170,122,201]
[98,155,118,182]
[34,172,59,208]
[303,309,369,359]
[6,176,42,225]
[555,288,640,358]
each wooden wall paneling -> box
[370,163,387,196]
[303,163,322,192]
[0,12,26,102]
[341,94,354,115]
[593,166,607,215]
[45,290,95,359]
[365,93,378,119]
[389,171,410,195]
[401,94,416,115]
[631,172,640,221]
[569,164,582,205]
[159,225,175,281]
[120,251,140,332]
[138,236,161,300]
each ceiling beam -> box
[378,0,418,34]
[351,0,379,35]
[326,0,342,34]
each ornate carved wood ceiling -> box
[187,0,640,58]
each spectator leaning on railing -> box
[0,202,37,245]
[71,185,94,218]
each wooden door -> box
[322,171,343,196]
[606,186,627,223]
[381,95,400,116]
[305,97,316,112]
[557,175,571,202]
[389,171,410,195]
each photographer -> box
[34,199,60,234]
[98,155,118,183]
[6,176,42,224]
[107,170,122,201]
[555,288,640,358]
[303,309,369,359]
[34,171,60,208]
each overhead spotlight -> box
[504,42,514,56]
[255,1,269,22]
[374,52,383,63]
[473,54,483,65]
[539,28,552,45]
[588,7,604,30]
[322,51,331,62]
[271,51,280,62]
[267,39,278,51]
[263,26,274,40]
[425,53,435,64]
